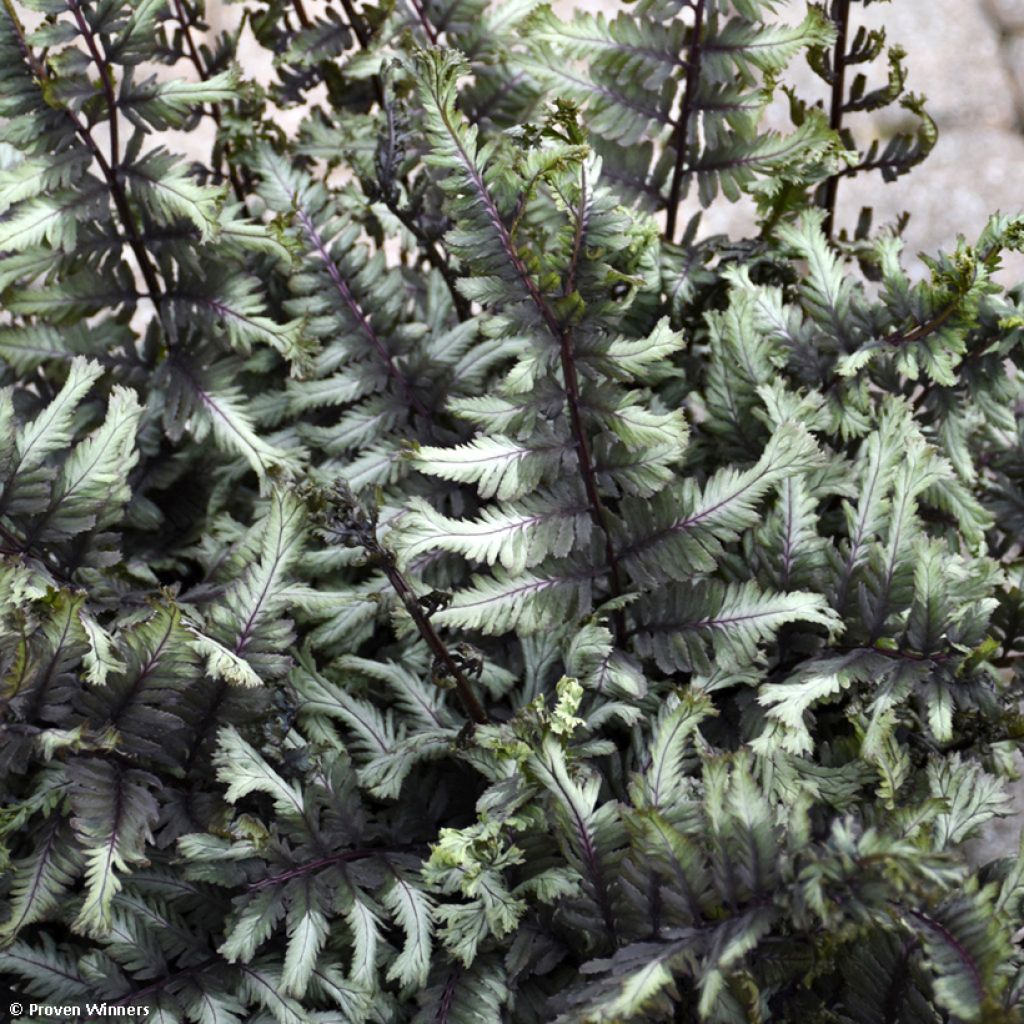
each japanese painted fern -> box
[2,0,1024,1022]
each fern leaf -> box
[565,623,647,699]
[68,760,159,936]
[776,211,863,344]
[168,361,302,480]
[0,819,81,941]
[399,492,591,574]
[433,565,595,635]
[755,655,863,755]
[336,656,455,730]
[520,51,675,148]
[0,189,99,252]
[702,8,834,78]
[345,895,385,990]
[527,736,619,941]
[79,610,125,687]
[632,690,715,810]
[833,401,916,609]
[524,6,687,92]
[413,958,508,1024]
[40,385,142,540]
[125,149,225,241]
[292,659,400,762]
[213,726,305,821]
[634,580,839,674]
[0,150,89,214]
[692,113,838,207]
[188,632,265,689]
[414,434,569,502]
[13,356,103,477]
[206,489,307,680]
[77,604,198,765]
[120,67,240,131]
[0,935,90,1002]
[382,872,435,988]
[554,943,678,1023]
[621,421,823,586]
[219,887,287,964]
[238,961,316,1024]
[179,273,311,376]
[905,894,1010,1020]
[281,876,329,997]
[929,756,1011,848]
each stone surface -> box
[859,0,1017,130]
[987,0,1024,31]
[838,125,1024,280]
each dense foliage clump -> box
[1,0,1023,1020]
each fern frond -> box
[399,492,592,574]
[414,434,569,502]
[633,580,839,674]
[68,759,159,936]
[433,564,596,635]
[621,422,823,586]
[0,819,81,942]
[382,872,435,988]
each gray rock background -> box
[545,0,1024,275]
[819,0,1024,282]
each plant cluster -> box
[1,0,1024,1021]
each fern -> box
[808,0,938,237]
[2,0,1024,1021]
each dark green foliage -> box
[2,0,1024,1021]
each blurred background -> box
[794,0,1024,277]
